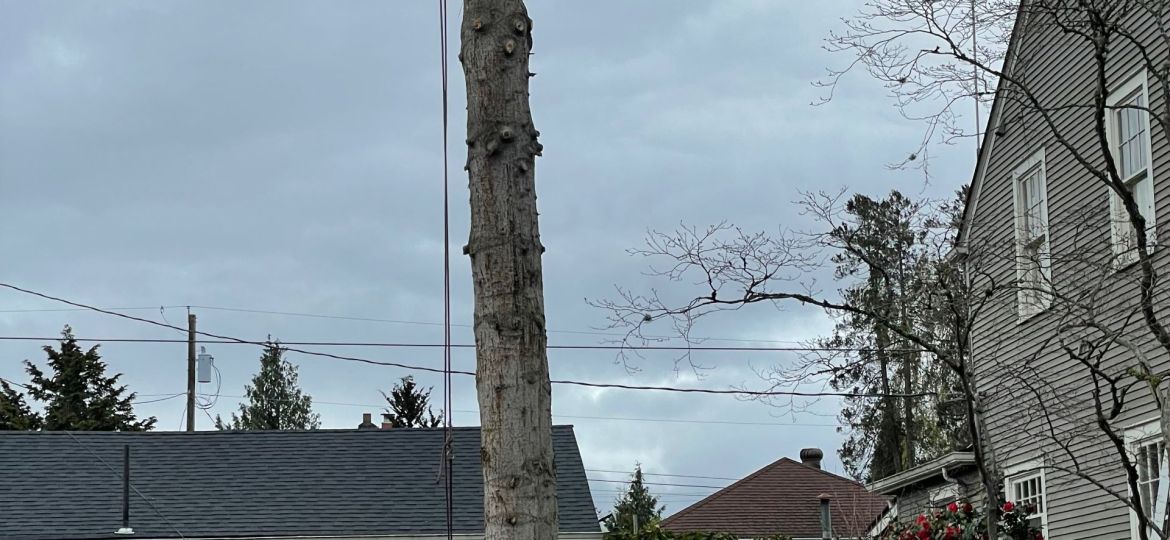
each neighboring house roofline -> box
[661,455,887,538]
[1,427,600,539]
[662,457,854,524]
[107,534,605,540]
[956,0,1032,250]
[866,451,977,495]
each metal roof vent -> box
[114,445,134,535]
[800,447,824,469]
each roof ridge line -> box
[661,456,800,525]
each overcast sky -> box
[0,0,974,518]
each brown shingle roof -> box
[660,458,889,538]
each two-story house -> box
[957,2,1170,538]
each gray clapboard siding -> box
[965,3,1170,539]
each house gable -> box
[660,457,886,539]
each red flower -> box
[1002,501,1015,512]
[1033,534,1044,540]
[947,502,959,513]
[943,525,960,540]
[916,528,931,540]
[961,502,973,514]
[916,515,930,526]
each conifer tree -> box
[0,379,40,430]
[216,342,320,430]
[603,464,664,536]
[381,375,443,428]
[21,326,155,431]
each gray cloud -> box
[0,0,973,516]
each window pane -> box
[1019,168,1045,243]
[1114,91,1150,181]
[1137,441,1165,517]
[1125,139,1134,175]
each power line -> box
[552,379,931,399]
[0,376,29,390]
[0,283,467,375]
[128,395,847,427]
[0,335,924,354]
[62,431,186,539]
[134,392,187,405]
[506,411,841,428]
[595,488,713,498]
[188,305,818,345]
[584,469,740,482]
[435,0,455,538]
[0,306,182,313]
[0,303,829,345]
[588,477,725,490]
[0,284,936,400]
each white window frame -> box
[1106,72,1157,266]
[1011,148,1052,319]
[1004,461,1048,536]
[1127,418,1170,540]
[927,483,961,507]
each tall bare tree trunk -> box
[460,1,557,539]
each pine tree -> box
[20,326,155,431]
[602,464,664,536]
[0,379,41,430]
[823,191,962,482]
[216,342,320,430]
[381,375,443,428]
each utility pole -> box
[461,1,557,538]
[186,313,196,432]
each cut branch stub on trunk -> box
[460,1,557,539]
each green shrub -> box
[879,500,1043,540]
[603,521,792,540]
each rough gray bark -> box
[459,1,557,539]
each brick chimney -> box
[800,448,824,469]
[358,412,377,430]
[381,421,394,430]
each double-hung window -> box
[1107,73,1157,264]
[1127,420,1170,539]
[1005,462,1048,535]
[1013,149,1051,317]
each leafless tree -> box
[461,1,556,538]
[604,2,1170,537]
[595,196,1004,529]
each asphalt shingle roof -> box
[660,457,888,538]
[0,426,598,539]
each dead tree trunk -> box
[459,1,557,539]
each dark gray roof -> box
[0,426,599,539]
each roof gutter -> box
[867,452,977,495]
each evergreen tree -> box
[381,375,443,428]
[0,379,41,430]
[822,191,963,482]
[602,464,664,536]
[20,326,155,431]
[216,342,320,430]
